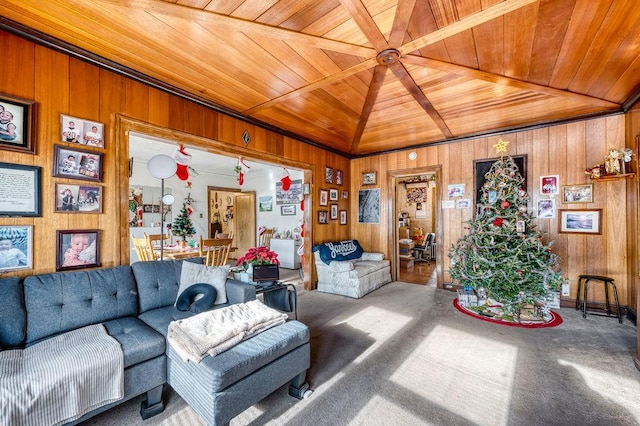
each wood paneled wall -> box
[352,115,636,309]
[0,30,350,288]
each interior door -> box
[233,192,256,257]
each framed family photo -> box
[318,210,328,224]
[60,114,105,148]
[319,189,328,206]
[329,188,339,201]
[336,170,343,185]
[55,183,102,213]
[325,166,333,184]
[53,145,103,182]
[340,210,347,225]
[0,225,33,272]
[0,162,42,217]
[56,229,101,271]
[0,95,36,154]
[330,204,338,220]
[558,209,602,234]
[562,184,593,203]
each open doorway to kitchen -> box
[391,166,443,287]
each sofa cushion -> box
[23,266,138,345]
[102,317,165,368]
[0,277,25,348]
[132,258,203,314]
[312,240,363,264]
[176,284,217,313]
[178,262,228,305]
[167,320,309,392]
[349,260,391,278]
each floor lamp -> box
[147,154,177,260]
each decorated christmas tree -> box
[448,144,564,310]
[172,202,196,242]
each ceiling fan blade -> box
[389,62,453,138]
[351,65,387,153]
[389,0,417,48]
[340,0,389,51]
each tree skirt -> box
[453,299,562,328]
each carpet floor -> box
[82,280,640,426]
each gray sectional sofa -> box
[0,258,310,425]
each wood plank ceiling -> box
[1,0,639,156]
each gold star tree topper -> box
[494,138,510,154]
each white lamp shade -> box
[161,194,175,205]
[147,154,177,179]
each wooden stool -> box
[575,275,622,323]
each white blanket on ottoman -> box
[0,324,124,426]
[168,300,288,363]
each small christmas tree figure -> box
[172,202,196,242]
[448,151,565,312]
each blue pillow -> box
[312,240,363,265]
[176,283,217,314]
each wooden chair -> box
[201,238,233,267]
[131,235,155,262]
[258,228,274,248]
[214,230,234,240]
[144,233,173,260]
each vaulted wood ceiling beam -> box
[339,0,390,51]
[389,0,417,48]
[97,0,375,58]
[402,54,620,108]
[350,65,387,152]
[243,58,377,116]
[389,61,453,138]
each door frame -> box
[115,115,316,289]
[388,165,444,288]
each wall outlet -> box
[561,283,570,296]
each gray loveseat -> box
[0,258,310,425]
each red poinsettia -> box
[493,217,504,226]
[236,246,280,270]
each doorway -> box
[391,166,443,287]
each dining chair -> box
[131,234,155,262]
[258,228,274,248]
[201,238,233,267]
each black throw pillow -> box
[176,283,217,314]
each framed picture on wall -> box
[562,184,593,203]
[319,189,328,206]
[537,199,556,218]
[358,188,380,223]
[329,188,339,201]
[53,145,103,182]
[362,171,376,185]
[0,94,36,154]
[0,225,33,272]
[60,114,105,148]
[55,183,102,213]
[325,166,333,184]
[558,209,602,234]
[336,170,343,185]
[340,210,347,225]
[540,175,560,195]
[330,204,338,219]
[281,205,296,216]
[318,210,328,224]
[56,229,101,271]
[0,162,42,217]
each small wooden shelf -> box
[590,173,636,181]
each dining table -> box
[160,245,202,260]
